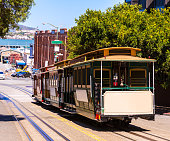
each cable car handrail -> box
[102,87,153,90]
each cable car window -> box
[87,68,90,85]
[95,70,110,78]
[55,73,57,87]
[130,69,146,87]
[74,69,77,85]
[51,74,52,86]
[82,68,86,85]
[49,74,51,86]
[94,69,111,87]
[78,69,81,86]
[52,74,54,86]
[53,74,56,86]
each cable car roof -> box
[97,55,156,62]
[66,55,156,68]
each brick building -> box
[125,0,170,10]
[0,50,22,64]
[34,28,67,69]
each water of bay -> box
[0,39,34,46]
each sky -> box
[20,0,124,31]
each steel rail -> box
[3,84,169,141]
[7,101,33,141]
[22,105,71,141]
[0,87,70,141]
[0,84,32,97]
[106,123,170,141]
[128,125,170,141]
[0,92,54,141]
[0,93,33,141]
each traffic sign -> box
[54,46,59,52]
[51,40,63,44]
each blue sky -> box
[20,0,124,31]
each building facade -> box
[125,0,170,10]
[0,50,22,63]
[34,28,67,69]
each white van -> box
[0,72,5,80]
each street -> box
[0,1,170,140]
[0,78,170,141]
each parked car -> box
[16,71,26,77]
[31,71,36,79]
[11,72,17,77]
[0,71,5,80]
[31,69,39,79]
[5,68,10,72]
[16,71,31,78]
[5,68,16,73]
[11,68,16,73]
[23,72,31,78]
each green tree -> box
[67,3,170,87]
[0,0,34,37]
[68,9,107,57]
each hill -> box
[18,24,36,30]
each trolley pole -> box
[101,61,103,115]
[149,72,150,91]
[153,62,155,94]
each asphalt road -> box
[0,78,170,140]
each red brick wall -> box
[34,28,68,69]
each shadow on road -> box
[155,106,170,115]
[0,114,24,122]
[32,101,149,132]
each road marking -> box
[32,104,106,141]
[5,76,13,80]
[5,87,106,141]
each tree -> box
[68,9,107,57]
[67,3,170,87]
[0,0,34,37]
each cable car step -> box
[42,102,51,106]
[60,108,77,114]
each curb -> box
[163,113,170,116]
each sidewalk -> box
[156,106,170,116]
[0,100,22,141]
[0,62,11,72]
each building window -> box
[51,30,55,34]
[155,0,165,7]
[138,0,146,9]
[60,30,65,34]
[125,0,131,3]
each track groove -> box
[0,88,70,141]
[1,84,170,141]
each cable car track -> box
[0,93,33,141]
[6,100,33,141]
[0,84,32,97]
[1,84,170,141]
[126,124,170,141]
[0,90,70,141]
[105,122,170,141]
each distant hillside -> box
[18,24,36,30]
[9,25,36,32]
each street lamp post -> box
[42,23,58,40]
[42,23,63,62]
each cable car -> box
[33,47,156,124]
